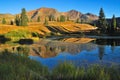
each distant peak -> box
[37,7,56,10]
[69,9,79,12]
[85,13,97,16]
[85,13,92,15]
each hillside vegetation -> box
[0,21,97,37]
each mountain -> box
[66,10,82,21]
[84,13,99,21]
[26,7,98,22]
[27,7,59,21]
[0,7,98,23]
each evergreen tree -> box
[94,23,96,27]
[10,20,14,25]
[76,18,80,23]
[57,17,60,22]
[37,16,40,22]
[49,15,55,21]
[2,18,6,24]
[60,15,65,22]
[15,15,20,26]
[81,19,84,24]
[44,18,48,26]
[111,15,116,32]
[98,8,107,33]
[20,8,28,26]
[30,19,32,22]
[67,16,70,21]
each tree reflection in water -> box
[95,38,120,46]
[0,37,120,66]
[98,46,105,60]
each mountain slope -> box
[0,22,97,35]
[0,7,98,23]
[26,7,98,22]
[27,7,59,21]
[0,14,14,22]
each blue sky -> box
[0,0,120,18]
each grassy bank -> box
[0,50,120,80]
[0,22,96,41]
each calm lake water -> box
[29,36,120,69]
[1,36,120,69]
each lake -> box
[0,36,120,69]
[30,36,120,69]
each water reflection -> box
[98,46,105,60]
[57,37,95,44]
[30,38,97,58]
[31,37,120,68]
[0,38,96,57]
[0,37,120,68]
[0,35,11,44]
[94,39,120,46]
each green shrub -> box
[5,30,31,38]
[52,62,77,79]
[0,50,49,80]
[16,46,30,56]
[32,32,39,37]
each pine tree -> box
[76,18,80,23]
[44,18,48,26]
[111,15,116,31]
[81,19,84,24]
[2,18,6,24]
[57,17,60,22]
[67,16,69,21]
[49,15,55,21]
[60,15,65,22]
[20,8,28,26]
[98,8,107,33]
[15,15,20,26]
[37,16,40,22]
[10,20,14,25]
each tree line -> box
[97,8,119,34]
[1,8,28,26]
[1,8,70,26]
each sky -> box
[0,0,120,18]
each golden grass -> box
[0,22,50,35]
[49,21,97,32]
[0,21,96,35]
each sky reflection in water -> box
[30,37,120,69]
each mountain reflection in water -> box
[0,37,120,68]
[30,37,120,68]
[30,38,96,58]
